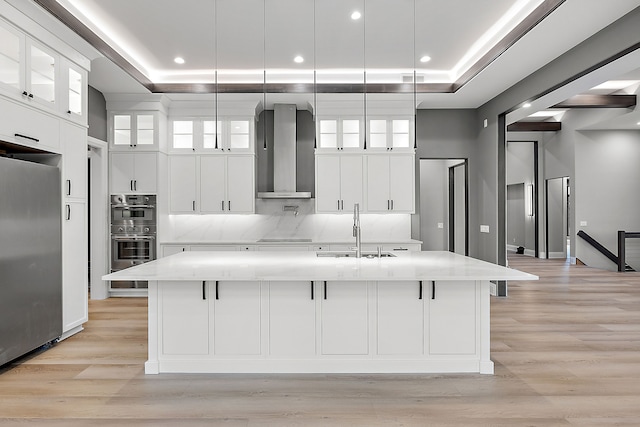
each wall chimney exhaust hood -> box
[257,104,312,199]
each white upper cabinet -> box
[0,19,89,123]
[109,112,159,151]
[367,117,413,151]
[169,117,254,153]
[366,153,415,213]
[60,57,87,124]
[110,152,158,194]
[169,154,255,214]
[315,154,363,213]
[316,118,363,151]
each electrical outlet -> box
[580,221,587,227]
[437,223,444,229]
[480,225,490,233]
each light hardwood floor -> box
[1,255,640,426]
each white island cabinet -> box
[104,251,536,375]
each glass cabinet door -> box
[136,114,155,146]
[28,42,56,105]
[113,114,132,146]
[67,67,83,115]
[0,23,22,93]
[228,119,251,150]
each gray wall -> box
[88,85,107,141]
[419,159,448,251]
[507,184,525,248]
[414,110,477,255]
[506,141,535,253]
[575,129,640,270]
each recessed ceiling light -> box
[523,103,532,108]
[294,56,304,63]
[419,55,431,63]
[174,57,185,64]
[351,11,361,20]
[637,121,640,126]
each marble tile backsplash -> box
[160,199,411,242]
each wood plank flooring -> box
[1,255,640,425]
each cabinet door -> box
[0,97,60,151]
[340,156,363,212]
[161,281,209,355]
[0,22,24,97]
[366,155,391,212]
[377,281,424,355]
[26,39,57,109]
[213,281,261,355]
[200,156,225,213]
[389,154,414,213]
[315,155,341,212]
[429,281,477,355]
[321,281,368,355]
[132,152,157,193]
[110,152,135,193]
[169,156,197,213]
[269,281,316,356]
[61,58,87,124]
[62,201,87,333]
[226,155,254,213]
[61,122,87,200]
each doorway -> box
[546,176,570,259]
[88,137,109,299]
[419,159,468,254]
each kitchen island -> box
[103,250,536,375]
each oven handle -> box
[111,204,156,209]
[111,236,156,241]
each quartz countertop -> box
[159,239,423,246]
[103,250,537,282]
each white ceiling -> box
[47,0,640,111]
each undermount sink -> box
[316,251,396,258]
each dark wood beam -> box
[552,94,636,108]
[151,82,455,94]
[507,122,562,132]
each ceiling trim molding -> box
[453,0,567,92]
[507,121,562,132]
[552,94,636,108]
[32,0,155,90]
[34,0,564,95]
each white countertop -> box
[159,239,423,246]
[103,251,537,282]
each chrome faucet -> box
[353,203,362,258]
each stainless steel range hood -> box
[257,104,312,199]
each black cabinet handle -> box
[193,200,196,211]
[130,180,134,191]
[221,200,225,211]
[324,281,327,300]
[228,201,231,211]
[419,281,423,300]
[202,281,206,300]
[66,179,71,196]
[14,133,39,143]
[28,93,33,98]
[337,200,340,210]
[311,281,314,300]
[67,110,72,114]
[215,281,219,300]
[432,281,436,300]
[391,200,394,210]
[134,180,137,191]
[22,91,28,96]
[66,204,71,220]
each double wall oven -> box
[110,195,156,291]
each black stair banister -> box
[617,230,639,272]
[577,230,635,272]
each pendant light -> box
[214,0,219,151]
[263,0,267,150]
[313,0,317,149]
[362,0,367,150]
[413,0,418,150]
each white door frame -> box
[88,136,109,299]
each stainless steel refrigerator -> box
[0,156,62,367]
